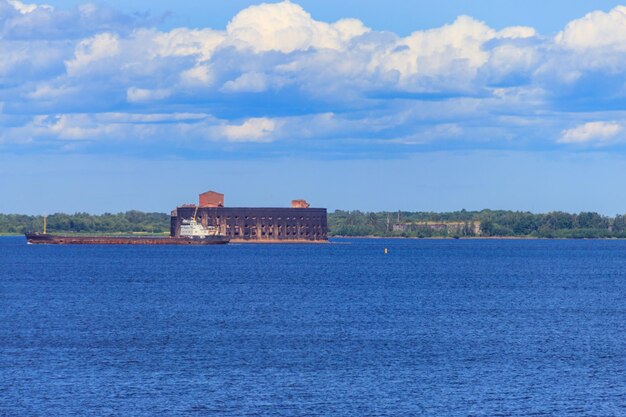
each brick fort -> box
[171,191,328,243]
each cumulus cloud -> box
[556,6,626,51]
[226,1,369,53]
[368,15,496,92]
[65,32,120,76]
[559,122,624,144]
[221,118,279,142]
[4,0,626,156]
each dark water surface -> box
[2,237,626,416]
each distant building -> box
[171,191,327,243]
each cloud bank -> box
[2,1,626,156]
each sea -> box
[1,236,626,416]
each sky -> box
[2,0,626,214]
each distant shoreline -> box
[4,233,626,240]
[4,210,626,240]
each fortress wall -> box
[171,206,328,242]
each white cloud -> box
[180,64,214,86]
[556,6,626,51]
[31,114,113,141]
[546,6,626,77]
[0,0,141,40]
[2,111,285,145]
[221,72,268,93]
[226,1,369,53]
[2,112,215,144]
[496,26,536,39]
[8,0,52,14]
[152,28,225,61]
[28,84,75,99]
[221,118,279,142]
[559,122,624,144]
[126,87,171,103]
[65,32,120,75]
[485,42,538,83]
[368,15,496,90]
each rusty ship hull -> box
[25,233,229,245]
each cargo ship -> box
[25,213,229,245]
[25,233,229,245]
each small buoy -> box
[384,248,388,254]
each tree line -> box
[3,209,626,238]
[0,211,170,235]
[328,209,626,238]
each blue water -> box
[2,237,626,416]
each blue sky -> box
[2,0,626,214]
